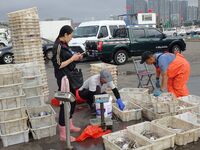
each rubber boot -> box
[58,125,75,142]
[70,119,81,132]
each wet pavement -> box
[1,42,200,150]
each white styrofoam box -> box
[0,94,26,110]
[0,117,28,135]
[95,96,112,118]
[175,112,200,126]
[22,75,42,87]
[102,129,152,150]
[27,105,56,129]
[31,124,57,140]
[112,102,142,121]
[0,129,29,147]
[0,107,27,122]
[23,85,43,97]
[0,83,23,98]
[127,122,176,150]
[25,95,47,107]
[152,116,200,146]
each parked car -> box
[86,27,186,65]
[0,38,54,64]
[162,28,177,36]
[41,38,54,60]
[69,20,126,55]
[0,46,13,64]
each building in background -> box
[126,0,147,14]
[170,0,188,26]
[147,0,159,14]
[179,0,188,24]
[159,0,171,27]
[187,6,198,21]
[198,0,200,20]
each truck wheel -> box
[171,44,181,54]
[2,54,13,64]
[113,50,128,65]
[101,58,112,63]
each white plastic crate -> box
[127,122,176,150]
[0,117,28,135]
[0,107,27,122]
[0,83,23,98]
[23,85,43,97]
[112,102,142,121]
[141,105,175,121]
[152,116,200,146]
[27,105,56,129]
[0,94,26,110]
[25,95,47,107]
[175,112,200,126]
[31,124,57,140]
[176,100,198,114]
[178,95,200,112]
[178,95,200,104]
[22,75,42,87]
[16,62,41,77]
[119,88,149,102]
[0,68,22,86]
[151,93,178,113]
[0,129,29,147]
[102,129,152,150]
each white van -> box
[69,20,126,53]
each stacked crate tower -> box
[90,63,118,93]
[0,65,29,147]
[8,7,56,140]
[7,7,49,96]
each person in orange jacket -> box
[140,51,190,98]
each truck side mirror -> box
[98,33,104,39]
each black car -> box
[0,46,13,64]
[0,38,54,64]
[86,27,186,65]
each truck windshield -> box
[73,26,99,38]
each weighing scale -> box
[54,91,76,150]
[89,94,113,131]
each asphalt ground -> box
[1,42,200,150]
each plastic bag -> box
[76,125,111,142]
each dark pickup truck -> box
[85,27,186,65]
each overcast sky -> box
[0,0,126,22]
[0,0,198,22]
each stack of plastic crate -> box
[90,63,118,93]
[7,7,49,97]
[17,62,57,140]
[0,65,29,147]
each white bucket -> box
[95,96,112,118]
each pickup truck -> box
[85,27,186,65]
